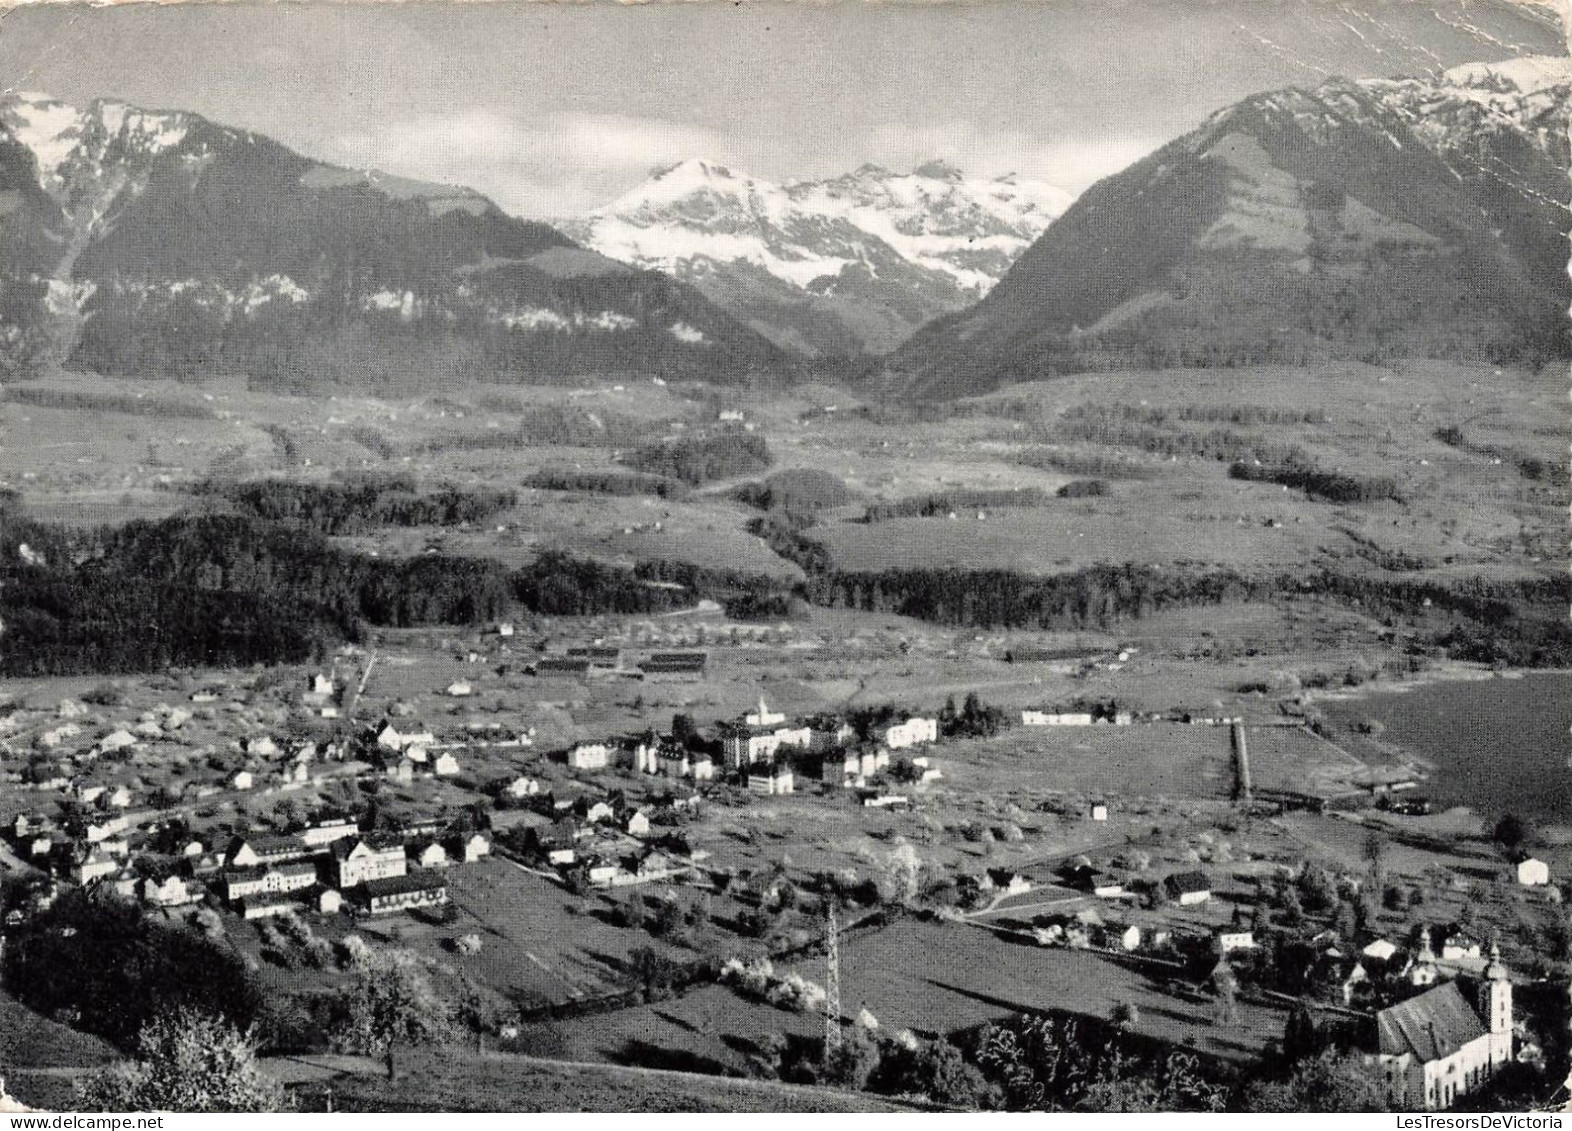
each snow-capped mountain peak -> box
[565,158,1075,355]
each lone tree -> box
[76,1009,285,1113]
[1493,813,1530,854]
[331,950,451,1080]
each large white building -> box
[721,723,811,768]
[1372,947,1513,1111]
[882,716,938,750]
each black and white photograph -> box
[0,0,1567,1116]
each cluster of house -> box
[557,697,941,802]
[5,807,488,922]
[513,790,701,890]
[211,817,488,919]
[1016,857,1529,1112]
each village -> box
[1,616,1565,1114]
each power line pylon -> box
[825,905,842,1058]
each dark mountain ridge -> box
[0,95,791,389]
[884,61,1572,398]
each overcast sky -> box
[0,0,1563,217]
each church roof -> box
[1377,981,1486,1061]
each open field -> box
[776,917,1287,1061]
[318,1047,916,1112]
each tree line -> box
[202,476,518,535]
[625,430,771,485]
[524,468,688,499]
[1228,459,1403,505]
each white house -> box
[231,770,254,791]
[1516,857,1550,887]
[1021,711,1093,727]
[627,810,651,836]
[505,776,541,799]
[1371,950,1513,1110]
[433,753,461,777]
[1089,802,1109,822]
[1216,928,1256,955]
[139,874,192,908]
[409,841,448,869]
[1166,871,1211,906]
[747,765,795,795]
[1363,938,1399,963]
[883,716,938,750]
[567,742,611,771]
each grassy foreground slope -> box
[319,1049,918,1112]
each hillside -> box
[885,57,1572,398]
[0,95,792,390]
[565,159,1070,356]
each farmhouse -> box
[314,887,343,914]
[331,837,408,888]
[1216,928,1256,955]
[432,752,461,777]
[138,874,192,908]
[1515,857,1550,886]
[448,832,490,863]
[408,840,448,869]
[504,776,541,799]
[227,834,310,868]
[1371,951,1513,1111]
[1166,871,1212,906]
[359,873,448,915]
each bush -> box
[451,933,483,956]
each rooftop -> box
[1377,981,1486,1061]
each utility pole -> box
[825,905,843,1059]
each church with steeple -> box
[1370,938,1515,1110]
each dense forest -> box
[2,889,264,1050]
[4,474,1567,674]
[625,431,772,485]
[202,476,518,535]
[524,468,688,499]
[1227,459,1404,505]
[0,509,510,676]
[861,488,1050,523]
[513,551,697,617]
